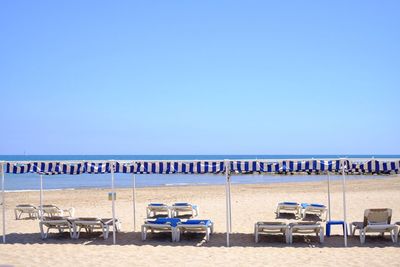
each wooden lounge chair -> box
[301,203,327,220]
[171,203,199,218]
[39,216,74,239]
[287,221,324,244]
[141,218,181,242]
[350,208,398,244]
[146,203,170,218]
[14,204,39,220]
[176,219,213,242]
[254,221,289,243]
[73,217,121,239]
[276,202,301,218]
[42,204,75,217]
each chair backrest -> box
[363,208,392,227]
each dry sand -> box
[1,176,400,266]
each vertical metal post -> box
[228,174,232,233]
[225,161,230,247]
[39,174,43,221]
[1,162,5,243]
[327,171,332,222]
[110,161,116,245]
[132,174,136,232]
[341,161,348,247]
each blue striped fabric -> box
[3,159,400,175]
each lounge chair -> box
[146,203,170,218]
[350,208,398,244]
[276,202,301,218]
[39,216,74,239]
[141,218,181,242]
[171,203,199,218]
[176,219,213,242]
[41,204,75,217]
[287,221,324,244]
[73,217,121,239]
[14,204,39,220]
[301,203,327,220]
[254,221,289,243]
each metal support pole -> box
[110,161,116,245]
[327,171,332,222]
[225,161,230,247]
[228,174,232,233]
[341,161,348,247]
[132,174,136,232]
[39,175,43,221]
[1,162,5,243]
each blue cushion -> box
[174,203,190,206]
[281,202,298,205]
[149,203,165,206]
[310,203,326,208]
[150,218,181,227]
[182,220,211,226]
[301,203,325,208]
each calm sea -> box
[1,155,398,191]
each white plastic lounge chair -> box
[14,204,39,220]
[171,203,199,218]
[254,221,289,243]
[176,219,213,242]
[287,222,324,244]
[276,202,301,217]
[39,216,74,239]
[350,208,398,244]
[146,203,170,218]
[301,203,327,220]
[141,218,181,242]
[42,204,75,217]
[73,217,121,239]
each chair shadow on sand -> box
[3,231,400,248]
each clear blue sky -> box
[1,1,399,155]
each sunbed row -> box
[146,202,199,218]
[14,204,75,220]
[257,201,400,244]
[142,218,213,242]
[39,216,121,240]
[14,202,400,245]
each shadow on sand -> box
[3,231,399,248]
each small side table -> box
[326,220,348,237]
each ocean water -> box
[1,155,398,191]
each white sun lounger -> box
[42,204,75,217]
[276,202,301,217]
[287,222,324,244]
[73,217,121,239]
[146,203,170,218]
[176,219,213,242]
[39,216,74,239]
[171,203,199,218]
[301,203,327,220]
[350,208,398,244]
[254,221,289,243]
[141,218,181,242]
[14,204,39,220]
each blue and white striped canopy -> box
[3,159,400,175]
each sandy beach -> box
[1,176,400,266]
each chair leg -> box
[39,223,45,239]
[206,228,210,241]
[175,228,180,242]
[254,225,258,243]
[319,228,324,243]
[141,226,146,241]
[360,230,365,244]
